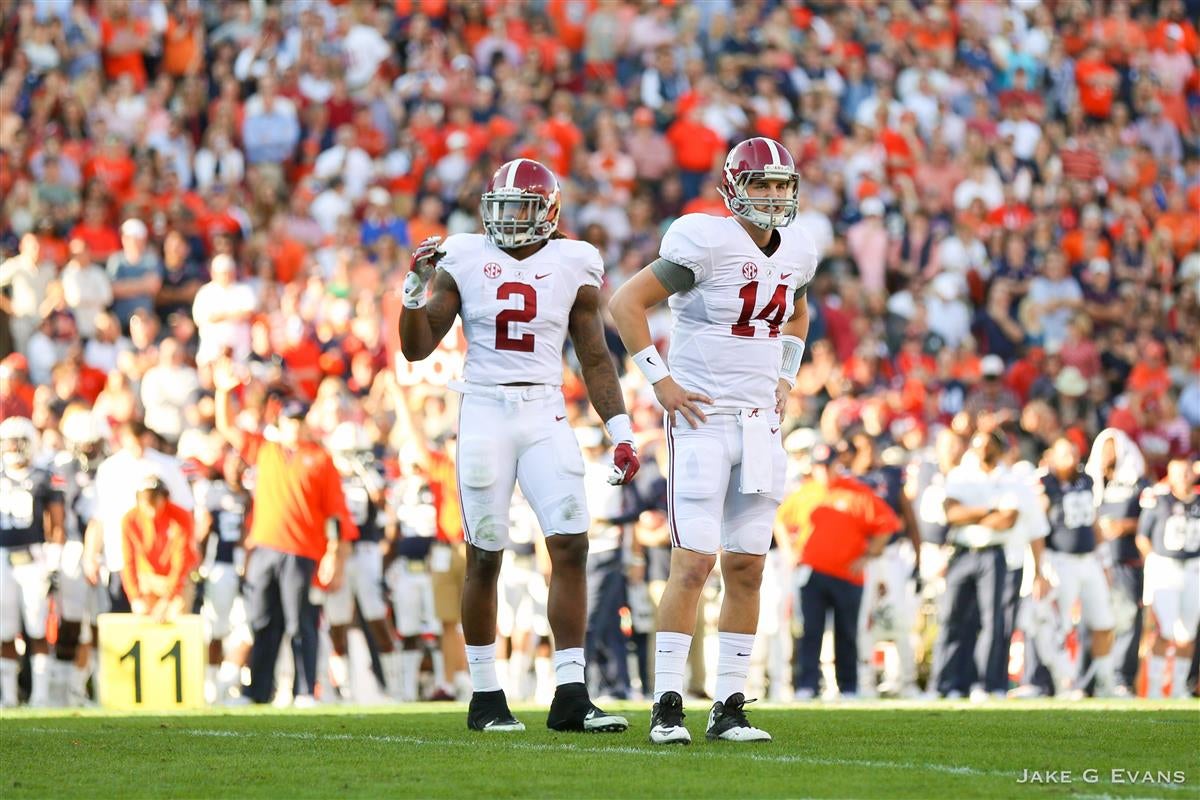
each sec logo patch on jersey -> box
[483,262,502,278]
[742,262,758,279]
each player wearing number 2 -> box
[1136,457,1200,698]
[399,158,639,733]
[609,137,819,743]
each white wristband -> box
[402,270,427,309]
[631,344,670,384]
[780,335,805,387]
[605,413,634,445]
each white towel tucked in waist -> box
[738,408,775,495]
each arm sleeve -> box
[580,242,604,289]
[659,215,715,283]
[650,258,697,294]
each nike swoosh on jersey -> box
[535,273,551,279]
[770,428,779,434]
[780,273,792,279]
[555,415,566,421]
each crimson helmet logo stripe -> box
[762,137,781,167]
[503,158,528,190]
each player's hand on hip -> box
[653,376,711,428]
[608,441,640,485]
[775,379,791,417]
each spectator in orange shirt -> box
[121,475,198,621]
[213,362,356,705]
[100,5,150,89]
[0,355,35,420]
[1075,46,1119,121]
[666,107,725,201]
[776,443,900,698]
[1127,341,1171,399]
[1154,188,1200,260]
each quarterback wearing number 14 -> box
[399,158,638,734]
[611,137,819,744]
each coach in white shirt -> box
[192,255,258,365]
[933,429,1047,698]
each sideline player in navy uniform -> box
[1084,428,1149,696]
[52,409,108,705]
[1037,437,1116,696]
[1136,457,1200,698]
[324,422,401,699]
[195,452,252,702]
[0,417,65,707]
[848,430,921,696]
[386,461,440,702]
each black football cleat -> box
[467,689,525,733]
[546,682,628,733]
[706,693,771,742]
[649,690,691,745]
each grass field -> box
[2,700,1198,799]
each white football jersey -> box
[660,214,819,408]
[438,234,604,387]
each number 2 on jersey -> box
[733,282,788,338]
[495,282,537,352]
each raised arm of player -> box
[609,261,712,428]
[399,238,461,362]
[569,284,639,485]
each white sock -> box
[0,658,17,706]
[1147,655,1167,699]
[400,650,422,701]
[715,632,755,704]
[329,653,350,692]
[496,657,511,695]
[379,650,402,696]
[30,654,49,706]
[534,656,552,703]
[218,660,240,688]
[553,647,585,686]
[466,643,501,692]
[430,648,446,689]
[653,631,692,702]
[70,664,90,700]
[53,658,77,706]
[509,651,530,700]
[1171,656,1192,699]
[1092,653,1114,694]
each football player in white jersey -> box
[399,158,639,733]
[610,137,819,744]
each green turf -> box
[2,700,1198,799]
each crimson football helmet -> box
[480,158,561,248]
[718,137,799,230]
